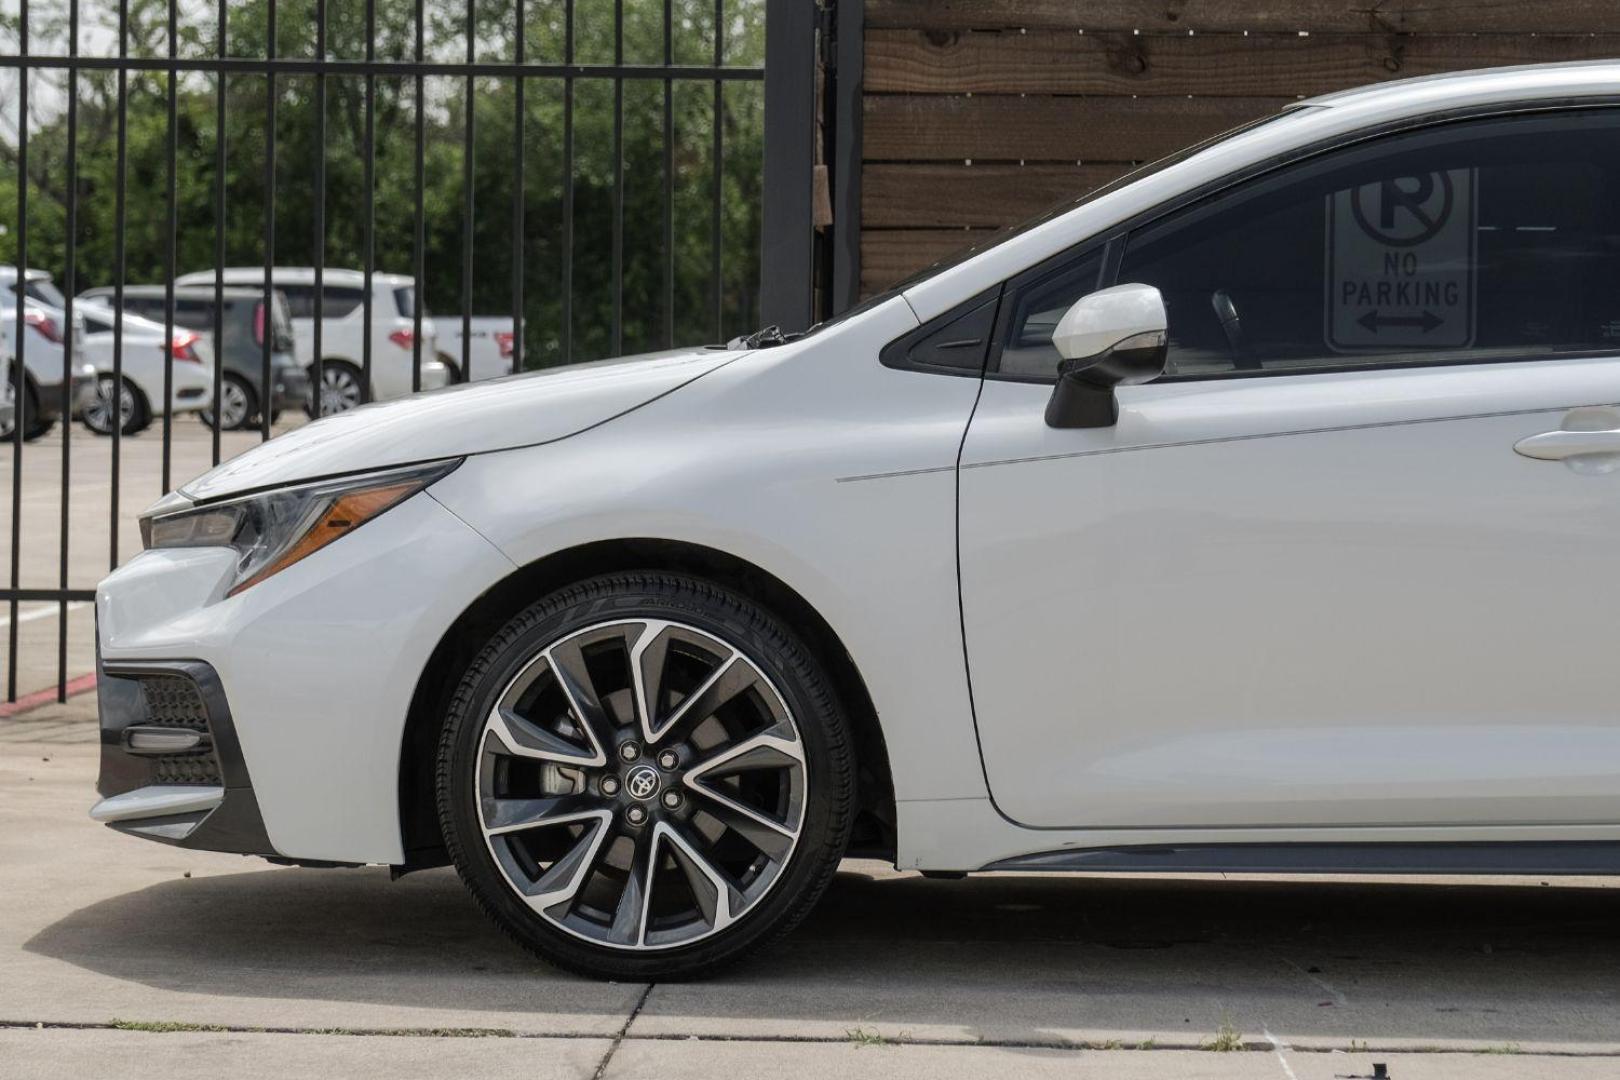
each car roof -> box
[0,267,54,282]
[902,60,1620,321]
[82,285,271,301]
[177,267,413,287]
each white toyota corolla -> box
[93,63,1620,979]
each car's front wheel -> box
[437,572,854,980]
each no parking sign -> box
[1326,169,1476,351]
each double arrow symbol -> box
[1356,309,1443,334]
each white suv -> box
[173,268,450,414]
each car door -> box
[958,107,1620,831]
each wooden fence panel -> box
[867,0,1620,34]
[867,30,1620,97]
[855,1,1620,294]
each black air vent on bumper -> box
[96,658,274,855]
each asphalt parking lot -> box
[3,699,1619,1078]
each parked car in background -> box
[79,285,309,431]
[1,267,95,440]
[174,268,450,414]
[436,316,516,383]
[0,347,13,437]
[76,303,216,436]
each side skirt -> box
[983,841,1620,875]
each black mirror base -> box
[1044,377,1119,429]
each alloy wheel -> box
[203,379,250,430]
[315,365,363,415]
[474,618,808,951]
[84,376,136,435]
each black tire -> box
[437,572,854,980]
[438,353,463,385]
[20,376,53,441]
[200,372,257,431]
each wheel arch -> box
[395,537,897,870]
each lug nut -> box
[619,742,641,762]
[657,749,679,770]
[600,776,620,796]
[626,804,648,825]
[661,789,682,809]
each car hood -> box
[179,346,738,502]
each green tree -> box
[0,0,764,367]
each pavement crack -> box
[592,982,654,1080]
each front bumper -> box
[91,657,275,854]
[33,370,97,423]
[270,365,312,412]
[93,488,515,864]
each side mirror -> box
[1045,283,1168,428]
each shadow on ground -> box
[24,864,1620,1044]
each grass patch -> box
[1480,1043,1522,1055]
[110,1020,231,1034]
[847,1026,892,1049]
[1201,1013,1243,1052]
[107,1020,515,1039]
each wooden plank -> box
[867,29,1620,97]
[865,163,1132,227]
[864,94,1288,161]
[861,228,999,295]
[867,0,1620,34]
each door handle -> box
[1513,428,1620,461]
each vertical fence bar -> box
[58,0,80,700]
[312,0,326,419]
[461,0,474,384]
[610,0,623,356]
[661,0,673,349]
[760,0,816,332]
[111,0,128,571]
[711,0,723,340]
[361,0,374,403]
[161,0,179,492]
[560,0,574,364]
[830,0,862,315]
[262,0,277,442]
[412,0,424,392]
[6,0,27,702]
[211,0,226,467]
[510,0,525,376]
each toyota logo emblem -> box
[626,765,661,801]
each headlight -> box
[141,460,461,596]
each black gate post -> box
[829,0,862,314]
[759,0,818,333]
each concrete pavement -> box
[4,704,1620,1077]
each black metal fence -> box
[0,0,820,703]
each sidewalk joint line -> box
[592,982,654,1080]
[5,1020,1620,1058]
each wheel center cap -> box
[625,765,661,802]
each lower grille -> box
[136,675,222,787]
